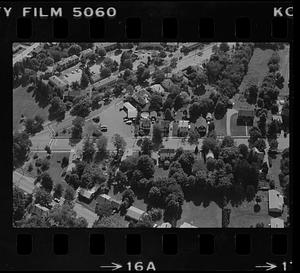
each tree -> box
[164,108,173,121]
[267,119,281,140]
[115,170,128,188]
[49,96,66,121]
[13,187,27,223]
[82,138,96,163]
[64,185,75,202]
[246,85,258,104]
[253,138,266,152]
[219,43,230,52]
[39,172,53,192]
[149,94,163,112]
[100,67,111,79]
[188,129,200,145]
[34,188,52,208]
[13,132,32,169]
[178,152,195,175]
[246,185,256,201]
[45,145,51,155]
[61,156,69,168]
[170,57,178,68]
[40,158,50,171]
[70,97,91,117]
[136,64,150,83]
[81,164,106,189]
[65,173,80,189]
[137,155,155,179]
[202,137,219,156]
[71,116,85,140]
[164,194,182,221]
[24,115,44,135]
[148,208,162,222]
[112,134,126,156]
[95,202,114,218]
[122,189,135,206]
[68,44,82,56]
[214,97,228,120]
[221,136,234,148]
[152,69,165,83]
[248,127,262,146]
[80,71,90,88]
[222,208,231,227]
[141,138,154,156]
[238,144,249,159]
[148,186,162,206]
[97,46,106,57]
[53,183,63,199]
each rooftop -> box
[126,206,145,221]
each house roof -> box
[158,222,172,228]
[124,102,137,112]
[195,116,207,128]
[49,75,68,88]
[238,109,255,117]
[151,84,164,93]
[268,189,284,212]
[180,222,197,228]
[206,149,214,159]
[57,54,79,66]
[178,120,189,128]
[161,79,174,91]
[270,218,284,228]
[126,206,145,221]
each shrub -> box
[222,208,231,228]
[35,158,42,167]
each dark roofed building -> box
[194,116,207,137]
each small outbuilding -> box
[270,218,284,228]
[268,189,284,214]
[125,206,146,222]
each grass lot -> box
[278,45,290,97]
[178,200,222,227]
[230,113,247,136]
[13,85,50,132]
[228,192,271,227]
[239,48,275,93]
[214,114,227,136]
[23,151,70,188]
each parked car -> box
[71,71,75,74]
[125,120,132,125]
[75,68,79,72]
[123,117,129,122]
[92,116,100,123]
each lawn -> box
[214,114,227,137]
[22,151,70,188]
[178,200,222,227]
[230,113,247,136]
[239,47,275,93]
[228,192,271,228]
[13,85,50,132]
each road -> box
[13,171,35,194]
[13,43,41,65]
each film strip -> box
[1,1,293,271]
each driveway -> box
[226,108,238,136]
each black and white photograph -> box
[12,42,290,228]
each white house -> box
[270,218,284,228]
[268,189,284,214]
[123,102,138,119]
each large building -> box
[48,75,69,92]
[123,102,138,119]
[56,55,79,71]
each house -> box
[56,55,79,71]
[159,148,176,162]
[206,149,214,160]
[268,189,284,214]
[237,103,255,125]
[90,73,101,84]
[48,75,69,92]
[140,118,151,133]
[177,120,190,137]
[194,116,207,137]
[270,218,284,228]
[80,48,94,60]
[161,79,174,92]
[96,42,118,51]
[123,102,138,119]
[151,84,164,94]
[93,76,120,92]
[132,89,150,107]
[31,203,49,217]
[180,222,197,228]
[78,184,101,203]
[158,222,172,228]
[180,42,203,53]
[125,206,146,222]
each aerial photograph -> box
[12,42,290,228]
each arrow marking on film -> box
[100,262,122,271]
[255,262,277,271]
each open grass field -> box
[23,151,70,188]
[278,44,290,97]
[214,114,227,136]
[230,113,247,136]
[239,48,275,93]
[178,200,222,227]
[13,85,49,132]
